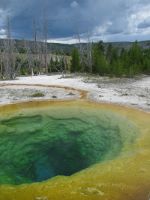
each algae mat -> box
[0,100,149,200]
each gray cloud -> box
[138,17,150,29]
[0,0,150,42]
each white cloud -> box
[0,28,6,39]
[70,1,79,8]
[48,35,87,44]
[127,4,150,34]
[0,29,6,34]
[93,21,112,36]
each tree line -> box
[0,16,150,80]
[71,41,150,77]
[0,17,69,80]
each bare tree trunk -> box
[0,50,3,79]
[33,19,37,54]
[43,13,49,74]
[32,19,37,74]
[77,33,84,69]
[76,33,87,72]
[26,40,33,76]
[86,32,93,73]
[3,16,16,79]
[76,32,93,73]
[37,41,42,75]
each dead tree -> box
[0,49,3,79]
[36,24,44,73]
[43,14,49,74]
[86,32,93,73]
[32,19,37,74]
[33,20,37,53]
[24,40,33,76]
[76,32,93,73]
[3,16,16,79]
[76,33,84,71]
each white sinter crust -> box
[0,74,150,112]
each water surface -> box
[0,101,149,200]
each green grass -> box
[30,92,45,98]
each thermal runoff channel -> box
[0,103,138,185]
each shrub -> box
[30,92,45,97]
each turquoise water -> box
[0,106,138,185]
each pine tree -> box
[92,43,108,75]
[106,43,113,62]
[71,48,80,72]
[127,41,143,76]
[143,49,150,74]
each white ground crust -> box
[0,74,150,112]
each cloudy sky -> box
[0,0,150,43]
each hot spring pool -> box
[0,100,149,200]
